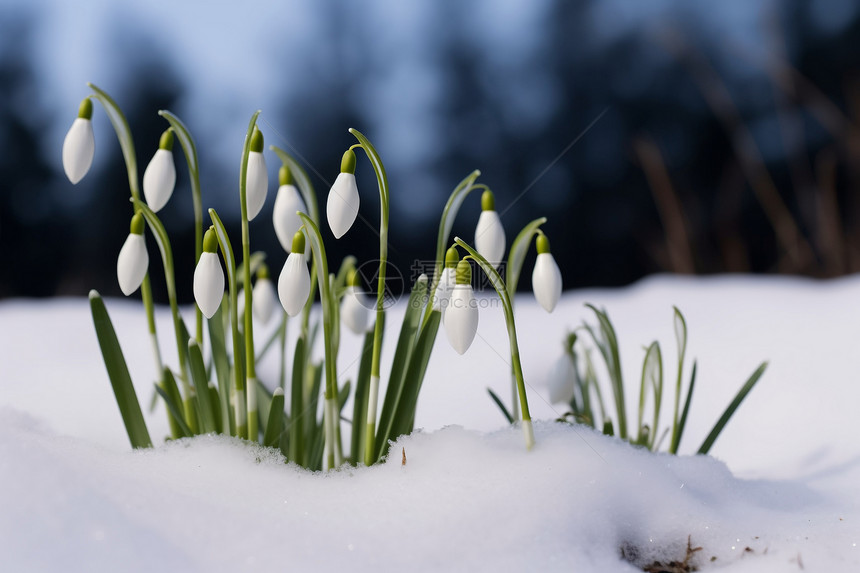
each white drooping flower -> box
[116,212,149,296]
[194,228,225,319]
[62,98,95,185]
[278,232,311,317]
[433,246,460,313]
[548,352,576,405]
[252,266,279,324]
[532,234,562,313]
[474,190,506,267]
[142,130,177,212]
[340,270,370,334]
[444,260,479,355]
[273,165,308,254]
[245,128,268,221]
[326,149,359,239]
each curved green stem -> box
[86,83,163,382]
[422,170,482,326]
[158,110,204,343]
[454,237,535,450]
[132,199,196,429]
[269,146,321,340]
[209,208,246,438]
[239,111,261,441]
[297,213,341,469]
[347,128,390,466]
[502,217,547,421]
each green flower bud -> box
[249,127,264,153]
[77,97,93,120]
[279,164,293,186]
[203,227,219,253]
[257,263,270,280]
[291,230,306,255]
[536,233,551,254]
[340,149,356,174]
[129,212,145,235]
[445,246,459,269]
[158,129,174,151]
[455,259,472,285]
[481,189,495,211]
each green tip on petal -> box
[203,227,219,253]
[279,164,293,186]
[347,268,361,287]
[291,230,306,254]
[455,259,472,285]
[481,189,495,211]
[129,212,145,235]
[536,233,551,254]
[257,263,270,280]
[340,149,356,174]
[158,129,174,151]
[77,97,93,120]
[250,127,264,153]
[445,246,459,269]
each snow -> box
[2,275,859,571]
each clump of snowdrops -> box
[65,84,566,469]
[541,305,768,454]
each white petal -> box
[532,253,562,312]
[475,210,506,267]
[273,184,308,254]
[245,151,268,221]
[237,288,246,320]
[278,253,310,317]
[341,285,370,334]
[548,354,576,405]
[116,234,148,296]
[62,118,94,184]
[326,172,359,239]
[253,278,279,324]
[444,285,479,355]
[142,149,176,212]
[193,252,225,319]
[433,267,456,312]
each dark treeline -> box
[2,2,859,303]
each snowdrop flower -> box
[326,149,359,239]
[62,98,95,184]
[433,246,459,313]
[193,228,225,319]
[444,260,479,355]
[532,234,562,312]
[278,231,311,317]
[474,189,506,268]
[245,127,268,221]
[142,129,177,212]
[252,264,279,324]
[273,165,308,254]
[116,212,149,296]
[341,269,370,334]
[548,351,576,405]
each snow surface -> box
[1,275,859,571]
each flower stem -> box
[86,83,164,388]
[239,112,261,441]
[158,110,204,343]
[455,238,535,450]
[297,213,342,469]
[132,200,194,427]
[347,129,390,466]
[209,209,246,438]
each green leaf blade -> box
[89,291,152,449]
